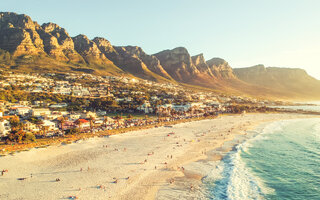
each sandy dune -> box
[0,113,316,200]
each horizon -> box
[2,0,320,79]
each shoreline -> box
[0,113,318,200]
[154,113,320,199]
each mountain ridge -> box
[1,12,320,100]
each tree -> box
[75,119,83,132]
[65,128,80,135]
[89,116,95,133]
[103,116,108,127]
[58,117,66,131]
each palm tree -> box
[103,116,108,128]
[58,117,66,131]
[89,116,95,133]
[76,119,83,132]
[127,114,133,120]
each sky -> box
[2,0,320,79]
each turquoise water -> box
[205,118,320,200]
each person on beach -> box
[190,184,194,191]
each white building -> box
[42,120,58,132]
[137,101,153,114]
[9,106,32,116]
[0,120,11,137]
[32,108,51,117]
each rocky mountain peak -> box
[206,58,235,79]
[41,22,62,33]
[191,53,214,76]
[0,12,44,57]
[0,12,39,30]
[93,37,116,54]
[191,53,205,66]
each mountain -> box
[0,12,123,75]
[92,38,174,82]
[1,12,320,100]
[153,47,273,96]
[234,65,320,99]
[206,58,236,79]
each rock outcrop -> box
[93,39,174,82]
[72,34,113,66]
[40,23,84,63]
[0,12,44,57]
[154,47,201,82]
[207,58,235,79]
[191,53,214,76]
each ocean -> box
[203,118,320,200]
[271,101,320,112]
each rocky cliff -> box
[92,38,174,82]
[207,58,236,79]
[154,47,240,88]
[0,12,122,75]
[0,12,44,57]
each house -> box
[19,101,29,106]
[80,111,97,119]
[9,106,32,116]
[49,103,68,108]
[68,113,81,120]
[32,108,51,117]
[102,116,115,125]
[137,101,153,114]
[23,121,39,132]
[74,119,90,129]
[60,121,76,130]
[42,120,58,132]
[172,104,190,112]
[0,120,10,137]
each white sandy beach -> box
[0,113,318,200]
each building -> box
[23,121,39,132]
[42,120,58,132]
[32,108,51,117]
[74,119,90,129]
[0,120,11,137]
[137,101,153,114]
[9,106,32,116]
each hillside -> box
[234,65,320,100]
[1,12,320,100]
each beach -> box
[0,113,317,200]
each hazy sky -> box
[2,0,320,79]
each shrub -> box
[65,128,80,135]
[25,132,36,142]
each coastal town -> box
[0,71,277,143]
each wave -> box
[203,121,288,199]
